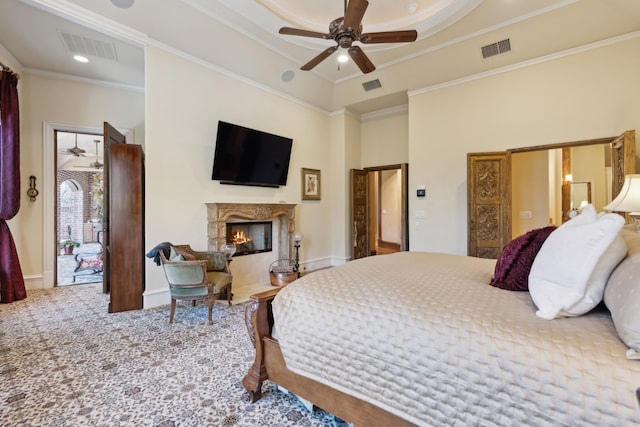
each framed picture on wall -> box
[301,168,321,201]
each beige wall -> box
[380,169,402,244]
[408,37,640,255]
[7,31,640,305]
[361,111,409,167]
[571,144,609,211]
[511,150,551,237]
[143,46,335,305]
[9,70,144,290]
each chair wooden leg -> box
[170,298,177,323]
[208,297,214,325]
[227,284,232,306]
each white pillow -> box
[528,204,625,319]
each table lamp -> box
[603,174,640,231]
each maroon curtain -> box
[0,70,26,302]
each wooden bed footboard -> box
[242,289,415,427]
[242,288,280,402]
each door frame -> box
[467,131,635,257]
[43,122,131,288]
[350,163,408,259]
[364,164,409,252]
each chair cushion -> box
[206,271,232,292]
[169,246,185,262]
[170,286,210,299]
[77,254,103,269]
[176,248,196,261]
[163,262,205,285]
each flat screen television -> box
[211,121,293,187]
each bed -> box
[242,218,640,426]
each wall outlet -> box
[519,210,532,219]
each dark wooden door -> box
[102,123,124,294]
[350,169,369,260]
[104,122,145,312]
[467,152,511,259]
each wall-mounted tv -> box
[211,121,293,187]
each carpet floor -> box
[0,283,348,427]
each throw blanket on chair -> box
[146,242,173,266]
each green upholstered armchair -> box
[174,244,233,305]
[159,251,217,324]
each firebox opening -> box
[226,221,272,256]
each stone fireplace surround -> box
[206,203,296,262]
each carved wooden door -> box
[611,130,636,199]
[351,169,369,260]
[467,152,511,258]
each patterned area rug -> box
[0,284,348,426]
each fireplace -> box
[226,221,272,256]
[205,203,296,262]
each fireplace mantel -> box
[206,203,296,261]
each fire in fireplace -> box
[226,221,273,256]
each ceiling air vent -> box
[362,79,382,92]
[60,31,118,61]
[481,38,511,59]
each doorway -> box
[55,130,104,286]
[351,164,408,259]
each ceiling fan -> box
[61,134,86,157]
[279,0,418,74]
[74,140,103,170]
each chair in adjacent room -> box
[72,231,104,283]
[174,244,233,305]
[159,251,217,324]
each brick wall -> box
[57,170,103,245]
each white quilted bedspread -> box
[272,252,640,426]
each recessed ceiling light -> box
[111,0,135,9]
[407,3,418,14]
[73,55,89,63]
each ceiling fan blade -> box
[279,27,330,39]
[301,46,338,71]
[60,150,85,157]
[348,46,375,74]
[360,30,418,44]
[343,0,368,31]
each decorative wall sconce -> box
[27,175,39,201]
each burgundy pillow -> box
[490,225,556,291]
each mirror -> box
[509,131,635,238]
[511,145,606,234]
[569,181,591,214]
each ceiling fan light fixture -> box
[278,0,416,74]
[337,50,349,63]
